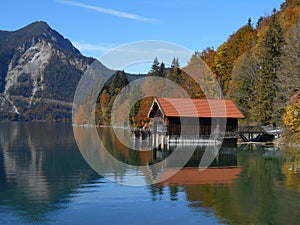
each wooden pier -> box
[237,126,282,142]
[131,126,283,145]
[131,127,239,145]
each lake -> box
[1,122,300,225]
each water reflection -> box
[1,124,300,224]
[0,122,100,223]
[74,126,240,186]
[281,150,300,192]
[148,145,300,225]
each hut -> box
[147,98,244,143]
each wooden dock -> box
[237,126,282,142]
[131,126,283,144]
[131,128,239,145]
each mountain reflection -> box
[0,122,100,222]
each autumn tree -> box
[199,47,216,73]
[167,57,182,84]
[183,53,220,99]
[214,20,257,95]
[129,85,143,126]
[228,51,260,123]
[283,99,300,138]
[94,71,130,125]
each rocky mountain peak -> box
[0,21,99,121]
[0,21,80,55]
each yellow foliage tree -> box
[283,100,300,137]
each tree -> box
[129,86,143,126]
[228,51,260,123]
[149,57,160,76]
[283,99,300,138]
[214,21,257,95]
[167,57,181,83]
[253,14,284,125]
[199,47,216,73]
[277,18,300,120]
[171,57,180,69]
[183,53,220,99]
[286,0,300,7]
[214,43,230,92]
[158,61,166,77]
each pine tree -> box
[253,14,284,125]
[277,18,300,123]
[158,62,165,77]
[149,57,160,76]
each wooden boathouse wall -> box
[147,98,245,144]
[166,117,238,136]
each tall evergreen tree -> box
[277,18,300,121]
[149,57,160,76]
[253,14,284,125]
[158,62,166,77]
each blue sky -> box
[1,0,284,72]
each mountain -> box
[0,21,107,121]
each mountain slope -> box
[0,21,108,121]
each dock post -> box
[161,134,165,149]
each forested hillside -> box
[200,0,300,128]
[199,0,300,141]
[94,0,300,130]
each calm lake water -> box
[1,122,300,225]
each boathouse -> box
[148,98,244,140]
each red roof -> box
[155,98,244,118]
[158,167,242,186]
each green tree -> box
[149,57,160,76]
[277,18,300,121]
[253,14,284,125]
[158,61,166,77]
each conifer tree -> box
[277,18,300,123]
[253,14,284,125]
[149,57,160,76]
[158,62,165,77]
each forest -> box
[77,0,300,141]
